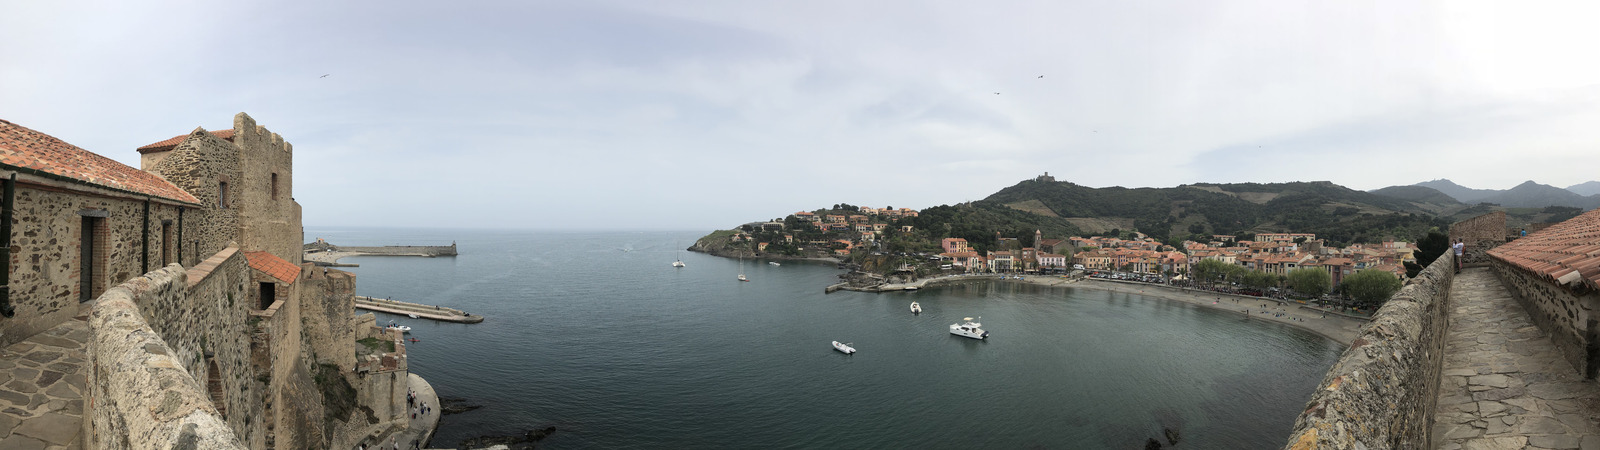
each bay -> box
[308,227,1342,449]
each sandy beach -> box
[894,274,1368,344]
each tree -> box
[1286,267,1332,297]
[1192,259,1231,286]
[1242,270,1277,290]
[1342,269,1403,307]
[1405,228,1450,277]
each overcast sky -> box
[4,1,1598,230]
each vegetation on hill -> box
[983,179,1449,247]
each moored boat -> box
[832,341,856,354]
[910,302,922,314]
[949,317,987,339]
[673,260,686,268]
[769,261,781,266]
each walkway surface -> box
[1434,267,1600,449]
[0,317,89,450]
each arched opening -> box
[206,357,227,418]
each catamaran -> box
[949,317,987,340]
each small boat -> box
[407,338,421,342]
[769,261,781,266]
[673,260,686,268]
[950,317,988,340]
[738,274,749,282]
[407,314,419,319]
[910,302,922,314]
[385,324,411,334]
[833,341,856,354]
[738,257,748,281]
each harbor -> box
[355,296,485,323]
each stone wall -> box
[1450,211,1506,256]
[1284,252,1456,449]
[299,266,357,371]
[1,180,184,349]
[83,265,246,449]
[1490,259,1600,379]
[149,129,242,267]
[177,250,266,448]
[230,113,302,267]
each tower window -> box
[219,181,229,208]
[270,173,279,200]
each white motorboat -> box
[769,261,781,266]
[833,341,856,354]
[910,302,922,314]
[385,324,411,334]
[407,313,419,319]
[672,260,686,268]
[949,317,987,339]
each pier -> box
[355,296,484,323]
[304,239,457,267]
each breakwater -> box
[355,296,483,323]
[305,240,457,266]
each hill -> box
[1568,181,1600,197]
[983,179,1447,247]
[1416,179,1501,203]
[1368,185,1461,206]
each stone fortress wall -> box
[1283,252,1456,449]
[83,264,246,449]
[1450,211,1508,260]
[1490,256,1599,379]
[148,128,242,267]
[229,114,302,267]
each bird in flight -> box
[994,92,1000,95]
[1038,75,1044,78]
[320,74,330,78]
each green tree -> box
[1192,259,1231,286]
[1241,270,1276,290]
[1342,269,1403,307]
[1404,228,1450,277]
[1286,267,1332,297]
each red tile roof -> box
[0,119,201,204]
[137,129,234,154]
[244,251,301,284]
[1487,208,1600,290]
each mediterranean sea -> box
[306,227,1343,448]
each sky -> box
[4,0,1599,230]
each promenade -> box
[1432,267,1600,449]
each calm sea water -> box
[307,227,1342,449]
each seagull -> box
[994,92,1000,95]
[320,74,329,78]
[1038,75,1044,78]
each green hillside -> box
[984,179,1449,247]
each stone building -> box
[0,113,412,448]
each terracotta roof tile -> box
[243,251,301,284]
[1487,208,1600,290]
[0,119,201,204]
[137,129,234,153]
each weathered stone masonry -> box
[1283,252,1455,450]
[1490,255,1599,379]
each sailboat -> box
[738,257,749,282]
[672,239,686,267]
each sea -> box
[306,227,1344,449]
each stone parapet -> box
[1283,252,1455,449]
[1490,258,1600,379]
[84,266,246,449]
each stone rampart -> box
[84,265,246,449]
[1490,259,1600,378]
[1283,252,1455,449]
[1450,211,1507,261]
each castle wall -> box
[1449,211,1506,256]
[300,266,357,371]
[1491,259,1600,379]
[230,113,302,267]
[1,179,184,348]
[83,265,246,449]
[176,250,267,448]
[1283,252,1455,449]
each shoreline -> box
[879,274,1367,344]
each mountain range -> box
[1405,179,1600,209]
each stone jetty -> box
[304,239,457,266]
[355,296,484,323]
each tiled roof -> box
[1487,208,1600,290]
[243,251,301,284]
[0,119,201,204]
[137,129,234,153]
